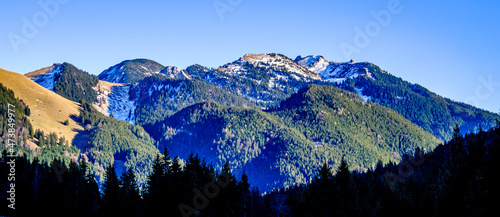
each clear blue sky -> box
[1,0,499,113]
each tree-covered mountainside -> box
[271,85,440,167]
[27,54,498,144]
[0,83,33,150]
[150,101,317,191]
[183,54,500,142]
[134,76,259,126]
[308,59,500,141]
[79,101,159,183]
[53,63,99,103]
[280,122,500,217]
[149,84,439,191]
[2,118,498,216]
[98,59,165,84]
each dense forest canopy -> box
[1,121,498,216]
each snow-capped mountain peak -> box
[294,55,376,83]
[228,53,321,80]
[160,66,191,80]
[25,63,64,91]
[98,58,165,84]
[294,55,330,75]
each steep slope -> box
[98,59,165,84]
[296,55,500,141]
[92,80,136,124]
[1,68,83,142]
[28,64,138,124]
[151,84,439,191]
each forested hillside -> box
[0,83,33,150]
[280,122,500,216]
[149,84,439,191]
[333,62,500,141]
[271,85,440,166]
[79,100,158,183]
[134,76,259,126]
[2,117,497,217]
[53,63,99,103]
[150,101,316,191]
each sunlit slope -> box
[0,68,83,143]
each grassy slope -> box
[24,64,57,78]
[0,68,83,143]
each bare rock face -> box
[160,66,191,79]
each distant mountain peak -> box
[98,58,165,84]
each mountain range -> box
[1,53,499,191]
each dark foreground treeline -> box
[1,123,499,217]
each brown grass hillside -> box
[24,64,57,78]
[0,68,83,144]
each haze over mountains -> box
[3,53,499,191]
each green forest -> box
[1,121,498,216]
[134,76,259,126]
[336,63,500,141]
[79,100,158,183]
[53,63,99,103]
[0,83,33,149]
[150,84,440,191]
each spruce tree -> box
[120,168,141,216]
[79,159,100,216]
[144,154,164,215]
[101,164,121,216]
[333,157,359,216]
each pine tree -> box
[452,124,462,142]
[101,164,121,216]
[144,154,164,215]
[58,136,66,146]
[238,172,251,217]
[333,157,359,216]
[120,168,141,216]
[315,162,333,185]
[211,160,238,217]
[308,162,334,216]
[162,147,172,175]
[79,159,100,216]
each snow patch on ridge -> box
[107,85,136,124]
[29,64,64,91]
[355,87,371,102]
